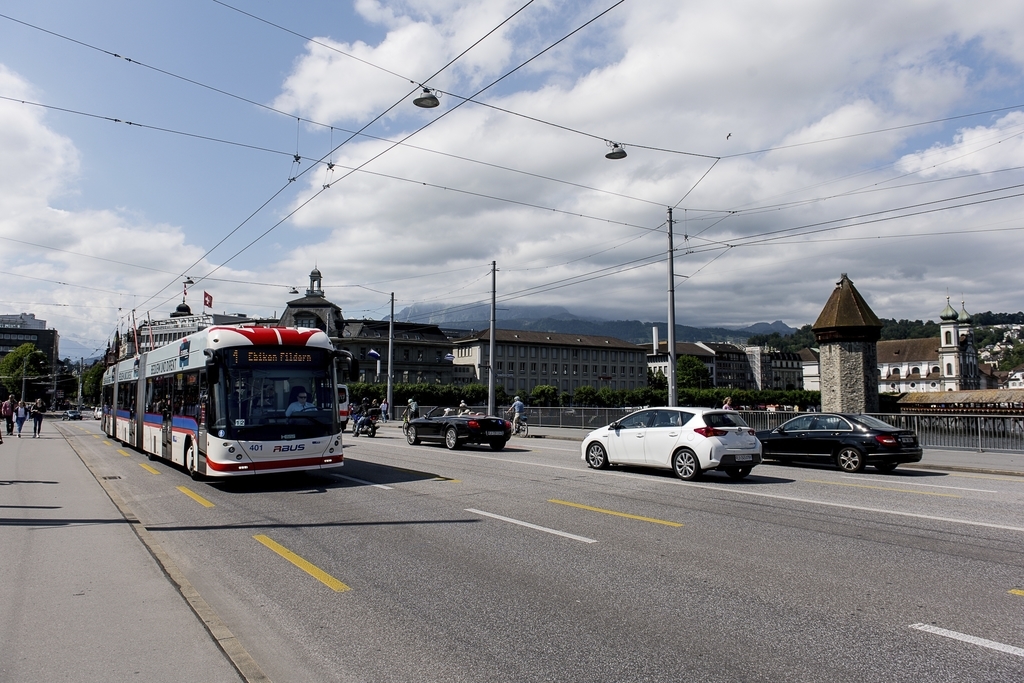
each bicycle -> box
[511,415,528,437]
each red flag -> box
[203,291,213,308]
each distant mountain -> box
[394,303,587,324]
[734,320,798,336]
[391,304,787,344]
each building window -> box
[946,363,953,375]
[403,349,410,360]
[520,347,527,358]
[541,363,547,374]
[911,367,920,375]
[530,363,537,374]
[417,350,424,361]
[530,347,537,358]
[945,331,952,345]
[520,362,526,373]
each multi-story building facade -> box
[0,313,60,369]
[646,341,716,387]
[452,330,648,394]
[702,343,755,389]
[877,299,980,393]
[744,347,804,390]
[338,320,454,385]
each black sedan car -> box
[406,406,512,451]
[756,413,922,473]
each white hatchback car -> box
[581,407,762,480]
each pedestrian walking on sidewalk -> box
[31,399,45,438]
[14,400,28,437]
[2,394,14,436]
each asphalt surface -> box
[0,420,246,683]
[3,417,1024,682]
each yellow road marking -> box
[92,434,100,438]
[253,534,350,592]
[549,499,683,527]
[138,462,160,475]
[117,449,131,457]
[104,440,113,446]
[177,486,215,508]
[1010,589,1024,597]
[805,479,960,497]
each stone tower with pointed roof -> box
[812,274,883,413]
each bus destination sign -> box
[232,349,317,364]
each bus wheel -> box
[186,445,202,481]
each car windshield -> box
[854,414,898,430]
[703,411,749,428]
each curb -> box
[57,425,272,683]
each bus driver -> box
[286,388,316,416]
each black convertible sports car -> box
[756,413,922,473]
[406,406,512,451]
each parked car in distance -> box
[93,406,103,419]
[581,407,762,480]
[62,409,82,421]
[756,413,922,473]
[406,406,512,451]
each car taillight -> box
[504,420,512,429]
[875,434,898,446]
[468,420,479,429]
[694,426,727,437]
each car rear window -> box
[703,412,749,428]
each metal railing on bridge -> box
[498,406,1024,453]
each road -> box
[57,421,1024,682]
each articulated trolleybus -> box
[101,325,355,478]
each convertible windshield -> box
[210,346,336,439]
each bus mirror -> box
[333,349,358,382]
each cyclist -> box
[506,395,525,433]
[402,397,419,433]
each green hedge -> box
[344,382,821,411]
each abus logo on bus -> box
[273,444,305,452]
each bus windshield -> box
[210,346,337,440]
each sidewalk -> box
[0,421,246,683]
[379,421,1024,477]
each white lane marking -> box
[465,508,597,544]
[910,623,1024,658]
[334,474,392,490]
[372,445,1024,533]
[841,475,997,493]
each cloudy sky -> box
[3,0,1024,358]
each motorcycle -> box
[352,410,379,437]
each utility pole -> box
[77,357,84,409]
[667,207,677,407]
[387,292,394,415]
[487,261,497,416]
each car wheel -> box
[585,442,609,469]
[406,426,420,445]
[836,446,865,472]
[489,439,507,451]
[444,427,460,450]
[673,449,701,481]
[725,466,751,480]
[875,462,898,473]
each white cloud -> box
[5,0,1024,350]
